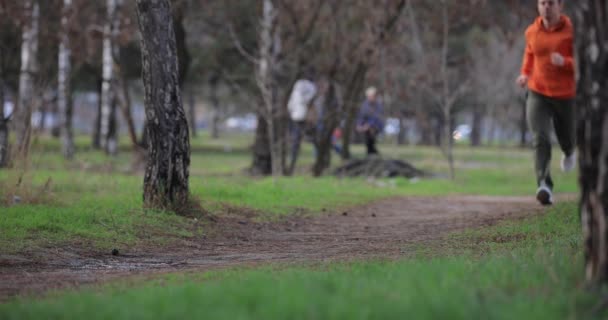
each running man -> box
[516,0,576,205]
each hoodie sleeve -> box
[561,32,575,73]
[521,41,534,77]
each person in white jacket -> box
[287,73,317,174]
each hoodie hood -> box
[533,14,572,32]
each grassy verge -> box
[1,202,604,319]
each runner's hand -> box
[551,52,565,67]
[516,75,529,88]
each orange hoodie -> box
[521,15,576,99]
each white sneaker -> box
[536,182,553,206]
[561,151,576,172]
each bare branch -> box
[227,23,258,64]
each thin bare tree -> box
[100,0,121,155]
[58,0,75,159]
[14,0,40,161]
[0,70,7,167]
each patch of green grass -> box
[0,170,194,252]
[2,202,604,320]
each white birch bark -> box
[256,0,283,177]
[100,0,121,155]
[58,0,74,159]
[15,0,39,159]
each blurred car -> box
[383,117,400,136]
[225,113,257,132]
[453,124,471,141]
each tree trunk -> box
[188,88,196,138]
[397,115,408,145]
[117,73,139,149]
[470,103,483,147]
[136,0,190,211]
[433,116,442,146]
[209,74,220,139]
[49,93,60,138]
[250,114,272,175]
[92,76,102,148]
[58,0,75,159]
[0,75,8,168]
[173,3,190,88]
[100,0,120,155]
[440,1,455,180]
[340,63,367,160]
[577,0,608,284]
[417,113,434,146]
[256,0,285,177]
[312,79,340,176]
[139,120,149,148]
[443,107,455,179]
[14,0,39,160]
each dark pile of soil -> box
[334,156,427,178]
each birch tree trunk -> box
[14,0,39,160]
[136,0,191,211]
[100,0,120,155]
[58,0,74,159]
[576,0,608,284]
[256,0,284,177]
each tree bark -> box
[58,0,75,159]
[0,75,8,168]
[256,0,285,177]
[187,88,196,138]
[250,114,272,175]
[92,76,103,148]
[173,3,190,88]
[576,0,608,284]
[312,79,340,176]
[441,0,454,180]
[136,0,190,211]
[470,103,483,147]
[100,0,120,155]
[117,72,140,149]
[340,63,367,160]
[397,115,408,145]
[209,74,220,139]
[14,0,39,161]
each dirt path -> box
[0,195,568,301]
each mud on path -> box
[0,195,567,301]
